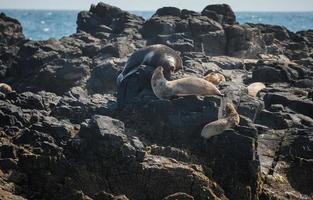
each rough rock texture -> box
[1,2,313,200]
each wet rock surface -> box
[1,2,313,200]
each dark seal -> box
[116,44,182,108]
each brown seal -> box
[204,72,226,85]
[247,82,266,97]
[201,102,240,139]
[117,44,182,84]
[0,83,12,94]
[151,66,223,100]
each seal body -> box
[247,82,266,97]
[201,103,240,139]
[204,72,225,85]
[117,44,182,84]
[0,83,12,94]
[151,66,223,100]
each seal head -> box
[117,44,182,85]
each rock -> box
[38,58,91,94]
[87,61,121,94]
[261,128,313,199]
[163,193,194,200]
[77,2,144,36]
[139,155,227,200]
[0,100,28,128]
[200,31,227,56]
[1,3,313,200]
[0,13,25,45]
[100,38,134,58]
[32,116,76,140]
[209,56,244,69]
[153,7,182,17]
[204,130,260,200]
[264,92,313,119]
[225,24,265,58]
[153,33,195,53]
[94,191,129,200]
[293,78,313,88]
[188,16,223,35]
[201,4,236,25]
[255,110,290,130]
[142,16,187,38]
[0,189,26,200]
[250,63,298,83]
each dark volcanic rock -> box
[1,2,313,200]
[153,7,182,17]
[225,24,265,58]
[87,61,121,94]
[77,2,144,36]
[0,13,24,45]
[201,4,236,25]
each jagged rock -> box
[200,30,227,55]
[0,13,24,45]
[1,3,313,200]
[0,100,28,128]
[189,16,223,35]
[203,130,260,200]
[87,61,122,94]
[255,110,290,130]
[249,62,300,83]
[209,56,244,69]
[142,16,188,38]
[0,189,26,200]
[100,38,135,58]
[153,7,182,17]
[94,191,129,200]
[264,92,313,119]
[139,155,227,200]
[37,57,91,94]
[77,2,144,36]
[201,4,236,25]
[163,193,194,200]
[225,24,265,58]
[32,116,77,140]
[293,78,313,88]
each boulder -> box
[77,2,144,36]
[0,13,25,45]
[201,4,236,25]
[225,24,265,58]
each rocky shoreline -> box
[1,2,313,200]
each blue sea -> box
[1,9,313,40]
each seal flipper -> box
[117,66,141,85]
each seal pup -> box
[117,44,182,84]
[151,66,223,100]
[0,83,12,94]
[247,82,266,97]
[201,102,240,139]
[204,72,226,85]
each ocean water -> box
[1,9,313,40]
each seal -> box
[151,66,223,100]
[204,72,226,85]
[117,44,183,85]
[201,102,240,139]
[0,83,12,94]
[247,82,266,97]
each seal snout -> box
[217,93,224,97]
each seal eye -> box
[170,66,175,72]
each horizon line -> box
[1,7,313,12]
